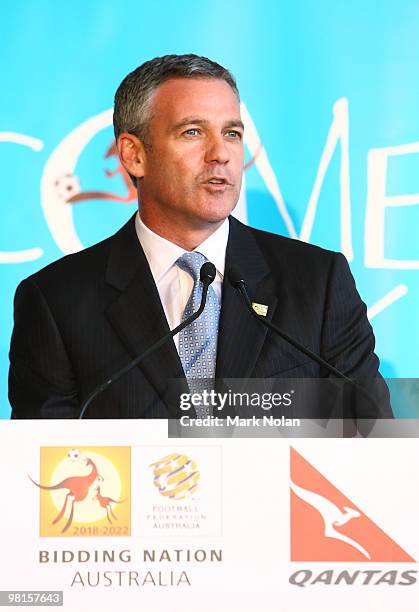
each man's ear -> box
[117,133,147,179]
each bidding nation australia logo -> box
[30,446,131,537]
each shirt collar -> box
[135,212,229,282]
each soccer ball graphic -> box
[150,453,200,500]
[55,174,81,201]
[67,448,80,462]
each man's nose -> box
[204,134,230,164]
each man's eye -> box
[184,128,200,136]
[226,130,242,139]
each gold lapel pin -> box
[252,302,269,317]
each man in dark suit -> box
[9,54,392,419]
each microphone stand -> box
[79,263,216,418]
[229,269,383,422]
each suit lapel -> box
[103,214,278,414]
[104,215,188,416]
[216,217,278,380]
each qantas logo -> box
[290,447,415,562]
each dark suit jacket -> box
[9,215,392,419]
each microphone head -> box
[228,267,245,288]
[200,262,216,286]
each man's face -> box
[138,77,244,234]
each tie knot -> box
[176,251,207,282]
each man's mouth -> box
[204,176,230,185]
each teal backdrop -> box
[1,0,419,418]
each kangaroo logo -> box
[94,485,125,525]
[290,447,415,562]
[31,446,131,537]
[290,480,370,559]
[30,456,102,533]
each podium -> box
[0,419,418,611]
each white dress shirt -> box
[135,212,229,351]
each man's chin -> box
[199,198,238,223]
[197,210,235,228]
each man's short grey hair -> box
[113,54,240,143]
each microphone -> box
[228,267,352,382]
[78,261,217,418]
[228,267,381,417]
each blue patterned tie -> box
[177,252,220,417]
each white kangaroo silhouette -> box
[290,480,371,559]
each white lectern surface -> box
[0,420,417,611]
